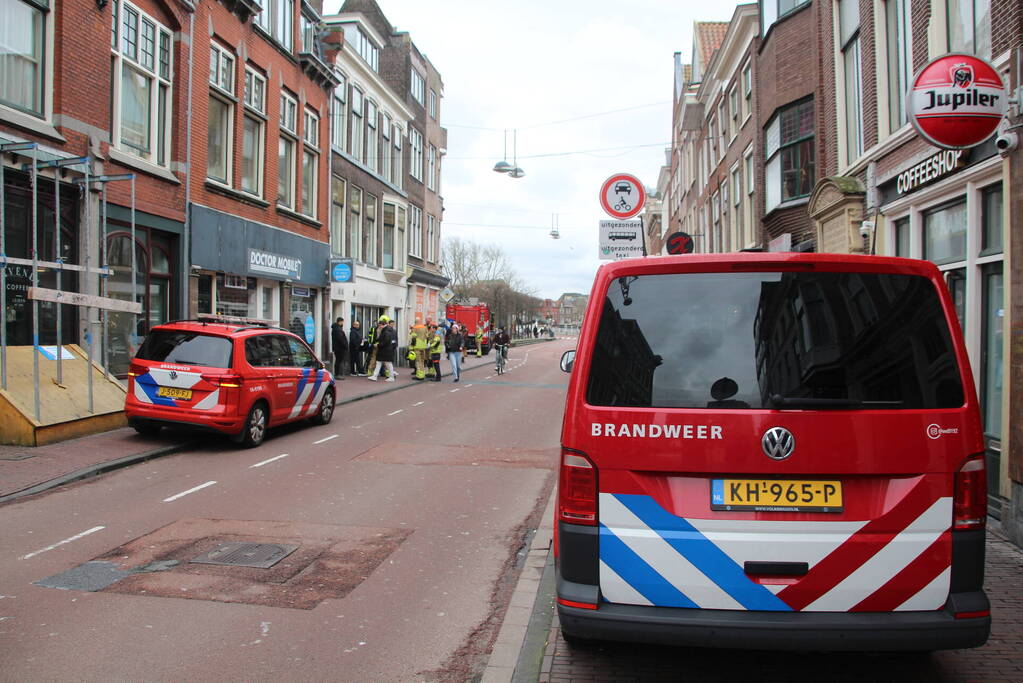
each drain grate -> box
[190,542,298,569]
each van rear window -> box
[136,331,233,369]
[586,271,964,410]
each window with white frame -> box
[410,67,425,106]
[381,113,392,184]
[409,126,423,182]
[742,61,752,120]
[395,205,406,271]
[344,24,378,71]
[764,97,814,212]
[1,0,48,118]
[427,214,436,262]
[277,92,298,209]
[762,0,811,36]
[838,0,863,164]
[330,175,345,256]
[111,0,173,166]
[301,108,318,218]
[718,101,727,155]
[885,0,912,132]
[428,89,438,119]
[348,185,362,260]
[331,76,346,152]
[350,87,363,161]
[241,67,266,196]
[365,99,377,171]
[731,164,743,246]
[408,204,422,258]
[947,0,991,58]
[729,85,739,140]
[427,144,437,191]
[363,193,376,265]
[254,0,294,52]
[392,122,403,185]
[382,202,396,268]
[207,42,235,185]
[743,145,754,244]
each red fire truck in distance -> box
[445,302,492,355]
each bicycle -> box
[494,344,508,375]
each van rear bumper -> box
[557,576,989,651]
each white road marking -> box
[449,388,460,393]
[163,481,217,502]
[313,434,338,444]
[413,401,425,406]
[20,526,106,560]
[486,376,492,379]
[466,384,473,388]
[250,454,289,468]
[388,409,403,416]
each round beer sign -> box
[908,53,1007,150]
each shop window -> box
[288,286,315,344]
[216,274,254,318]
[923,198,967,263]
[197,274,212,314]
[894,216,910,256]
[980,183,1002,255]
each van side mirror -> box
[560,349,575,373]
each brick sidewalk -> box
[0,351,508,503]
[538,529,1023,682]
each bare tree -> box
[441,237,538,330]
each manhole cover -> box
[190,542,298,569]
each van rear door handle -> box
[744,561,809,576]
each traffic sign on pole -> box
[599,173,646,220]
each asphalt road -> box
[0,341,572,682]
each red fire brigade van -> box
[556,253,989,651]
[445,303,492,355]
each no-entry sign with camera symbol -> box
[600,173,646,220]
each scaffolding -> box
[0,141,141,443]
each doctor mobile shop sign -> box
[908,53,1007,150]
[248,248,302,280]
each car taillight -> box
[559,449,597,525]
[202,373,244,388]
[953,455,986,530]
[127,363,146,378]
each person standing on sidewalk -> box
[330,317,348,380]
[427,323,443,380]
[368,316,397,382]
[446,323,466,382]
[349,320,364,375]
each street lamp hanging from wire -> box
[493,129,524,178]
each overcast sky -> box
[339,1,742,300]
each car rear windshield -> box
[586,271,964,410]
[136,330,233,369]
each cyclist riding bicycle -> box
[493,327,511,373]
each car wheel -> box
[311,390,335,426]
[132,423,161,438]
[239,403,268,448]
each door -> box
[267,334,299,424]
[285,336,328,421]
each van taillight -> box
[953,455,986,530]
[202,373,244,388]
[127,363,146,378]
[559,449,597,525]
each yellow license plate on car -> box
[157,386,192,400]
[711,479,843,512]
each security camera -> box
[859,221,874,238]
[995,131,1018,154]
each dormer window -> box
[344,24,379,71]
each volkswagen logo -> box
[169,371,178,380]
[762,427,795,461]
